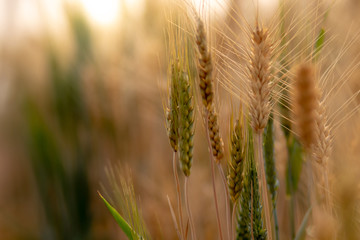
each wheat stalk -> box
[247,22,274,239]
[195,13,227,240]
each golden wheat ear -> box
[247,23,273,133]
[228,112,245,203]
[195,16,214,110]
[292,63,319,150]
[194,15,225,163]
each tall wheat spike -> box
[166,65,180,153]
[312,102,332,209]
[293,63,319,150]
[228,116,245,203]
[236,125,267,240]
[247,21,274,239]
[248,23,272,134]
[178,71,195,177]
[195,15,224,162]
[194,13,227,240]
[196,16,214,110]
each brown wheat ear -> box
[293,63,319,150]
[313,103,332,164]
[196,17,214,110]
[248,25,273,133]
[312,102,332,210]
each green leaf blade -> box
[314,28,325,61]
[98,192,135,240]
[294,207,312,240]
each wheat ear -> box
[195,15,226,240]
[195,16,224,162]
[178,72,195,177]
[196,17,214,110]
[228,118,245,203]
[293,63,320,217]
[247,23,273,239]
[236,126,267,240]
[166,65,180,152]
[178,71,196,240]
[293,64,319,150]
[312,102,332,211]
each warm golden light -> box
[79,0,120,25]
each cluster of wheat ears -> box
[100,0,360,239]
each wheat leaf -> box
[294,207,312,240]
[314,28,325,61]
[98,192,135,240]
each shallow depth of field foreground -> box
[0,0,360,239]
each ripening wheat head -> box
[293,63,319,150]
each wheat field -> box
[0,0,359,239]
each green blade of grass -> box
[314,28,325,62]
[294,207,312,240]
[98,192,135,240]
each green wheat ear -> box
[264,115,280,239]
[264,115,278,204]
[166,64,180,152]
[178,71,195,176]
[236,167,251,240]
[236,126,267,240]
[228,116,245,203]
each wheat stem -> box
[231,202,237,240]
[217,164,231,240]
[255,132,273,240]
[184,177,196,240]
[323,165,331,213]
[306,153,316,209]
[250,183,254,240]
[273,207,279,240]
[173,152,184,240]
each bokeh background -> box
[0,0,359,239]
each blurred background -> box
[0,0,359,239]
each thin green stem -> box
[185,177,196,240]
[250,183,254,240]
[273,205,279,240]
[217,164,231,240]
[173,152,185,240]
[231,202,237,240]
[323,164,331,214]
[290,195,295,239]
